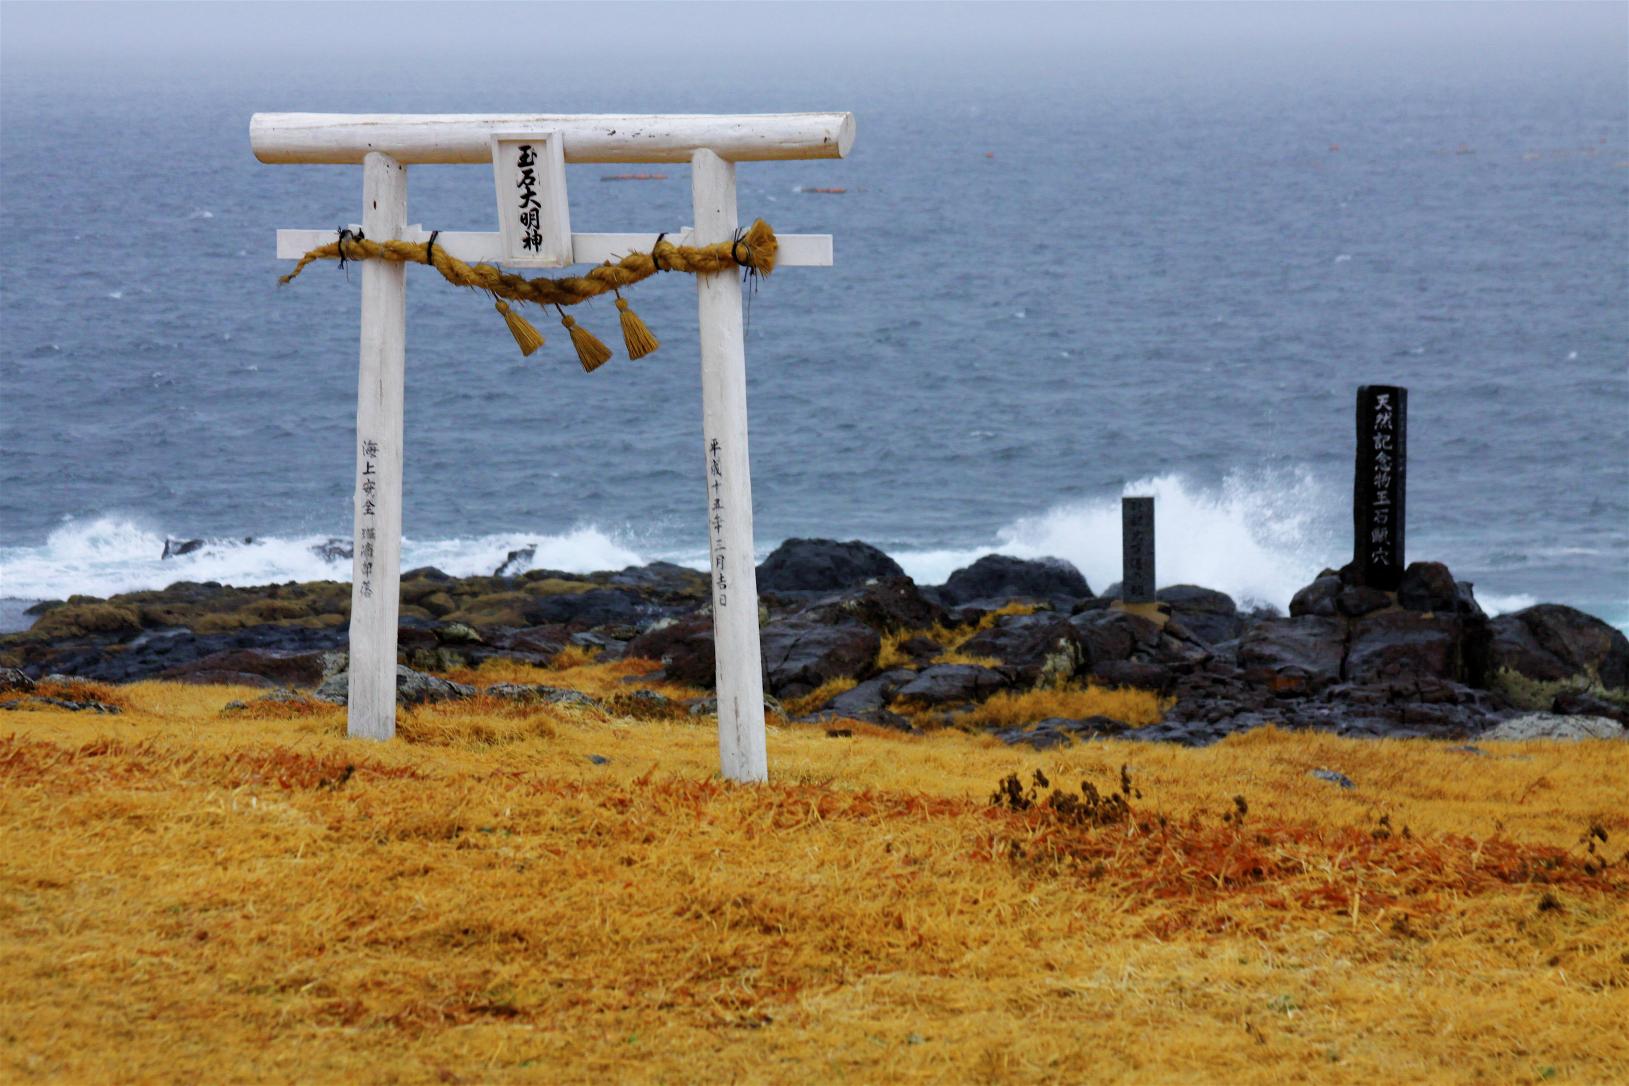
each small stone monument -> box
[1115,495,1164,623]
[1121,496,1156,604]
[1352,385,1407,591]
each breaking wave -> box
[891,469,1339,612]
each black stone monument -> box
[1352,385,1407,591]
[1121,496,1155,604]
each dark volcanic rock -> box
[624,616,716,687]
[1489,604,1629,690]
[1237,617,1346,695]
[0,667,36,693]
[495,545,536,577]
[606,562,711,603]
[802,576,946,634]
[959,613,1083,686]
[1335,585,1392,617]
[1345,611,1468,685]
[892,664,1008,706]
[1289,573,1342,618]
[1156,585,1242,645]
[823,669,918,717]
[1090,659,1175,692]
[313,665,474,707]
[162,538,205,560]
[311,538,353,562]
[159,648,330,688]
[756,538,905,594]
[1068,609,1161,671]
[486,683,603,710]
[760,616,880,699]
[521,588,656,629]
[938,555,1092,607]
[1397,561,1458,614]
[995,716,1128,749]
[1551,689,1629,726]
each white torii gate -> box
[253,112,856,782]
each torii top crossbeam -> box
[255,112,855,783]
[252,112,855,164]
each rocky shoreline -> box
[2,538,1625,746]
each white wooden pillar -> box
[348,151,407,740]
[691,148,768,783]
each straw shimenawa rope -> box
[279,221,778,366]
[279,220,779,305]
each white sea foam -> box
[1476,591,1539,616]
[0,516,646,601]
[890,469,1340,611]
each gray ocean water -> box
[2,6,1626,630]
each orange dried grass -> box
[2,676,1627,1084]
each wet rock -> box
[1454,582,1487,620]
[1397,561,1458,613]
[995,716,1128,749]
[0,667,35,693]
[822,669,918,716]
[891,664,1008,706]
[1068,609,1161,672]
[1335,585,1392,617]
[495,545,536,577]
[756,538,904,594]
[1,695,120,714]
[958,613,1082,686]
[1237,617,1345,695]
[1156,585,1242,645]
[485,683,603,710]
[898,636,943,662]
[1551,690,1629,726]
[313,665,475,707]
[488,624,569,661]
[1482,713,1625,741]
[1345,611,1466,685]
[1489,605,1629,690]
[23,600,64,617]
[159,648,330,688]
[625,615,716,687]
[310,538,352,562]
[801,576,947,635]
[1090,659,1173,692]
[162,538,205,560]
[521,588,652,629]
[938,555,1092,608]
[760,616,880,699]
[1289,572,1342,618]
[606,562,711,603]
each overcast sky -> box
[3,2,1622,71]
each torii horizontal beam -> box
[252,112,855,165]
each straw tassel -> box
[495,300,544,356]
[616,296,660,359]
[562,313,613,372]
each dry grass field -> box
[3,660,1626,1084]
